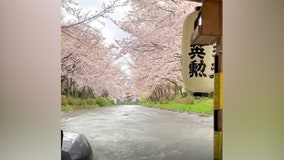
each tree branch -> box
[61,0,121,29]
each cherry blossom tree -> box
[115,0,200,100]
[60,0,201,101]
[61,0,129,99]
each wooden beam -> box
[184,0,222,3]
[184,0,203,3]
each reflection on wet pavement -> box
[61,105,213,160]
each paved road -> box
[61,105,213,160]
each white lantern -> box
[181,10,216,95]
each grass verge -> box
[61,104,101,111]
[142,98,213,115]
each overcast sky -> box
[77,0,131,45]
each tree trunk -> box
[178,85,182,95]
[66,79,71,97]
[82,86,86,99]
[173,82,178,97]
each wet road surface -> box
[61,105,213,160]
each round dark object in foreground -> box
[61,132,93,160]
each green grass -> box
[142,98,213,115]
[61,104,101,111]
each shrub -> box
[106,101,114,106]
[185,95,195,104]
[61,95,68,106]
[66,97,85,106]
[159,97,168,104]
[75,98,84,106]
[67,96,76,105]
[86,98,96,105]
[134,99,140,104]
[174,95,183,103]
[174,95,194,104]
[140,92,148,103]
[182,92,188,98]
[96,96,108,106]
[109,99,115,105]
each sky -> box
[76,0,131,45]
